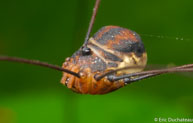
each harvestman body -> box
[0,0,193,94]
[61,26,147,94]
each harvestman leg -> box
[107,73,160,84]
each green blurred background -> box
[0,0,193,123]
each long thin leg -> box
[107,73,146,82]
[123,74,157,84]
[107,73,160,84]
[83,0,101,46]
[95,64,193,81]
[0,56,80,78]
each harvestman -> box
[0,0,193,94]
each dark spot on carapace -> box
[134,43,146,57]
[93,26,124,45]
[113,40,145,57]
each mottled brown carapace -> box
[61,26,147,94]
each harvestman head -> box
[0,0,193,94]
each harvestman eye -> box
[82,47,92,56]
[0,0,193,95]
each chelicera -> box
[0,0,193,94]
